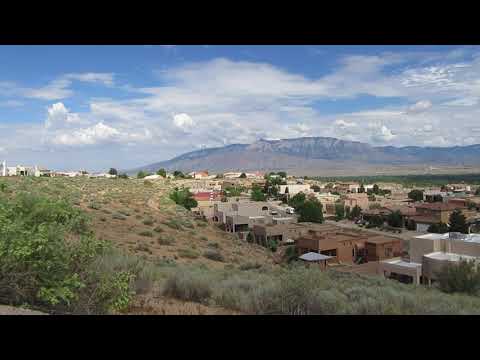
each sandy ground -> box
[0,305,46,315]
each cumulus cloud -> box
[406,100,432,113]
[368,122,396,143]
[52,122,121,146]
[173,113,195,129]
[45,102,82,128]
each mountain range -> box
[128,137,480,176]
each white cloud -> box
[52,122,121,146]
[65,73,114,86]
[368,122,396,143]
[406,100,432,113]
[173,113,195,129]
[45,102,82,128]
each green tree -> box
[427,222,449,233]
[118,173,128,179]
[277,171,287,179]
[156,168,167,177]
[449,209,468,234]
[173,170,185,178]
[436,259,480,295]
[349,205,362,220]
[358,184,365,193]
[387,210,403,228]
[298,199,324,223]
[169,188,198,210]
[408,189,424,202]
[368,215,384,227]
[406,219,417,231]
[335,203,345,221]
[137,171,147,179]
[475,187,480,196]
[372,184,380,195]
[108,168,118,176]
[288,192,306,211]
[239,173,247,178]
[310,185,320,192]
[250,185,266,202]
[345,206,351,219]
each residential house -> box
[406,202,469,232]
[279,184,312,196]
[380,232,480,285]
[344,193,369,212]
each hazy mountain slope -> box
[129,137,480,175]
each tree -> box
[436,259,480,295]
[298,199,324,223]
[427,222,449,233]
[288,192,306,211]
[250,185,266,202]
[372,184,380,195]
[368,215,384,227]
[285,186,289,194]
[387,210,403,228]
[449,209,468,234]
[345,206,351,219]
[225,186,244,197]
[118,173,129,179]
[239,173,247,178]
[311,185,321,193]
[169,188,198,210]
[137,171,147,179]
[349,205,362,220]
[173,170,185,178]
[408,189,424,202]
[156,168,166,177]
[108,168,118,176]
[476,187,480,196]
[277,171,287,179]
[358,184,365,193]
[406,219,417,231]
[335,203,345,221]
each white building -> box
[279,184,312,196]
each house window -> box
[385,247,392,258]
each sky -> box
[2,45,480,172]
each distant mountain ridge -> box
[128,137,480,176]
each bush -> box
[143,218,154,226]
[203,249,225,262]
[436,259,480,295]
[138,230,154,237]
[178,249,199,259]
[88,202,101,210]
[157,235,175,245]
[153,225,164,233]
[112,213,127,221]
[162,270,212,303]
[239,262,262,271]
[0,193,137,314]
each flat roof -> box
[299,252,332,262]
[415,232,480,244]
[381,258,422,269]
[424,252,477,261]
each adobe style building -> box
[295,224,402,265]
[406,202,469,232]
[344,193,369,211]
[380,232,480,285]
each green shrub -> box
[88,202,101,210]
[157,235,175,246]
[153,225,164,233]
[143,218,154,226]
[112,213,127,221]
[177,249,199,259]
[162,270,212,303]
[139,230,154,237]
[0,193,137,314]
[203,249,224,262]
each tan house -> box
[344,193,369,211]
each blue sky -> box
[2,45,480,171]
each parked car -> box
[286,207,295,214]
